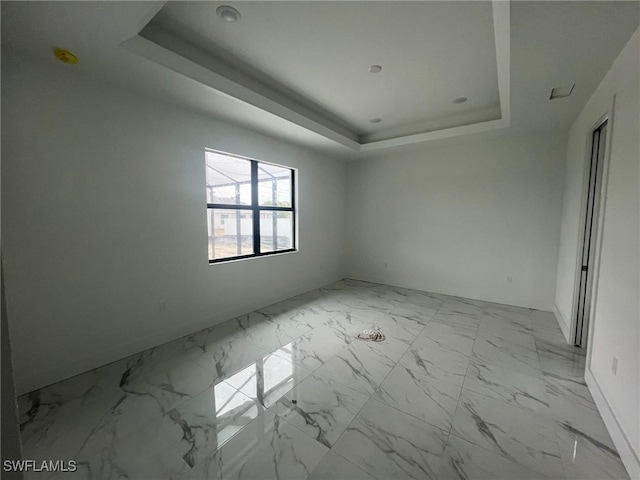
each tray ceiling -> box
[124,1,510,152]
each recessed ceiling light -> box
[217,5,241,22]
[370,118,382,124]
[550,83,575,100]
[53,47,78,64]
[452,97,468,104]
[369,65,382,74]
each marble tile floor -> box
[18,279,629,480]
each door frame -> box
[570,102,615,351]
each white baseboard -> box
[585,368,640,480]
[553,303,572,344]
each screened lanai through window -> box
[205,150,295,262]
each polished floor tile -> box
[535,337,586,360]
[225,351,313,409]
[17,279,628,480]
[21,390,148,465]
[119,358,215,417]
[480,304,534,336]
[239,311,310,352]
[195,409,328,480]
[555,421,629,480]
[374,364,462,431]
[387,301,438,324]
[172,323,273,385]
[530,310,562,329]
[463,358,549,414]
[542,366,616,455]
[308,450,375,480]
[73,420,199,480]
[438,434,549,480]
[539,351,586,380]
[431,311,481,330]
[270,371,369,448]
[415,321,477,357]
[313,339,397,395]
[450,389,565,478]
[158,382,263,468]
[271,324,350,372]
[331,399,448,480]
[472,330,542,378]
[437,297,484,318]
[398,341,470,387]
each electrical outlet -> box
[507,276,513,284]
[384,262,388,269]
[612,357,618,375]
[159,302,167,312]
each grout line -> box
[443,320,478,448]
[314,301,437,465]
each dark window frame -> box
[206,150,296,263]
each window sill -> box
[208,248,298,265]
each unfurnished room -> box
[1,1,639,479]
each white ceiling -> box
[148,1,501,138]
[2,1,639,159]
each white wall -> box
[1,58,347,394]
[345,131,566,311]
[555,27,640,476]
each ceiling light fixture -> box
[368,65,382,74]
[452,97,468,104]
[370,118,382,124]
[216,5,241,22]
[550,83,575,100]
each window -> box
[205,150,296,263]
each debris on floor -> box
[356,327,385,342]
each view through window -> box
[205,150,296,262]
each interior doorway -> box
[574,119,608,348]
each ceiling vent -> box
[550,84,575,100]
